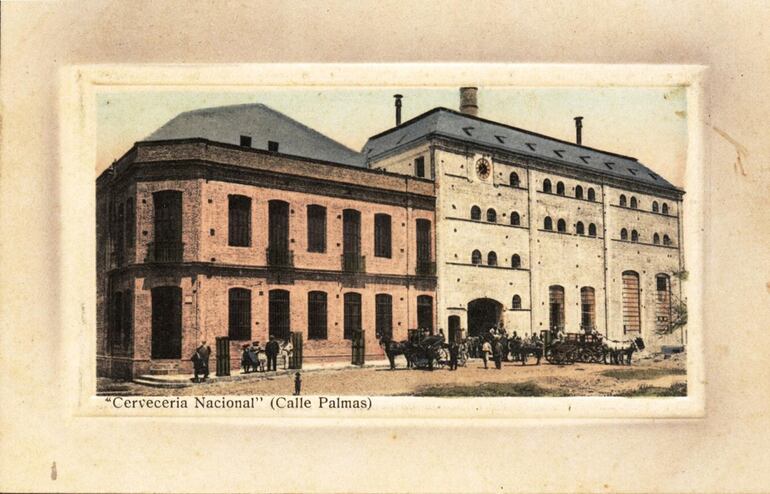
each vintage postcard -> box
[58,64,704,418]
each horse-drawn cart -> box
[540,330,604,365]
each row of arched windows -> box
[542,179,597,201]
[620,195,671,215]
[470,206,522,226]
[653,232,673,246]
[543,217,598,236]
[620,228,673,245]
[471,250,522,268]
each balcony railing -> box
[145,241,184,263]
[266,247,294,267]
[341,253,366,273]
[416,259,436,276]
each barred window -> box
[576,221,585,235]
[557,219,566,233]
[307,205,326,253]
[268,289,290,341]
[588,223,597,237]
[619,194,627,207]
[415,157,425,178]
[544,216,553,230]
[631,229,639,242]
[543,179,552,193]
[470,205,481,220]
[375,294,393,340]
[580,287,596,330]
[416,219,432,262]
[511,254,521,268]
[630,196,638,209]
[374,213,392,258]
[486,208,497,223]
[471,249,482,265]
[512,295,522,310]
[662,203,670,215]
[228,195,251,247]
[621,228,628,240]
[487,251,498,266]
[417,295,433,332]
[511,211,520,226]
[575,185,584,199]
[308,291,328,340]
[228,288,251,341]
[343,292,362,340]
[587,188,596,201]
[556,181,565,196]
[652,201,659,213]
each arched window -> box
[630,196,638,209]
[510,211,520,226]
[543,179,552,193]
[575,185,584,199]
[544,216,553,230]
[621,228,628,240]
[619,194,627,207]
[470,205,481,220]
[631,229,639,242]
[652,201,659,213]
[487,251,498,266]
[549,285,565,331]
[471,250,482,265]
[587,188,596,201]
[510,172,520,188]
[511,254,521,268]
[662,203,670,215]
[512,295,522,310]
[486,208,497,223]
[653,233,660,245]
[375,293,393,340]
[663,234,672,246]
[576,221,585,235]
[588,223,597,237]
[557,219,566,233]
[556,181,565,196]
[621,271,641,332]
[580,287,596,331]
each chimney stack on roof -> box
[393,94,403,126]
[459,87,478,116]
[574,116,583,146]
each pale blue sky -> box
[97,86,687,185]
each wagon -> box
[408,335,448,370]
[540,330,603,365]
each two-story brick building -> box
[97,104,436,379]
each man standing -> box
[493,339,503,370]
[481,339,492,369]
[192,340,211,382]
[265,336,280,372]
[448,341,459,371]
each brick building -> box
[97,91,685,379]
[364,88,686,349]
[97,105,436,379]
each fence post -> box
[289,331,303,370]
[215,336,230,377]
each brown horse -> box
[379,337,413,370]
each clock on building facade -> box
[475,158,491,180]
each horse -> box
[508,338,544,365]
[379,337,413,370]
[602,337,644,365]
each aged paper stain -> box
[711,125,749,176]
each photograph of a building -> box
[97,87,685,381]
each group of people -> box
[240,336,293,373]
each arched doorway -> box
[448,315,461,343]
[467,298,503,338]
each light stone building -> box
[364,88,685,350]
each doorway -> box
[467,298,503,338]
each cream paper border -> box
[61,63,706,420]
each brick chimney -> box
[394,94,403,126]
[574,116,583,145]
[459,87,478,116]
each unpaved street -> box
[100,353,686,397]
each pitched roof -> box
[362,107,680,191]
[146,103,364,167]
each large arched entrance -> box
[467,298,503,338]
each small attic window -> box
[494,135,506,144]
[268,141,279,152]
[462,126,474,136]
[553,150,565,158]
[240,135,252,147]
[525,143,536,151]
[627,168,637,176]
[649,172,659,181]
[579,156,591,164]
[604,162,614,170]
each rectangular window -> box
[228,288,252,341]
[343,292,362,340]
[549,285,565,331]
[417,295,433,332]
[416,219,432,262]
[306,205,326,253]
[153,190,183,262]
[415,157,425,178]
[622,271,641,332]
[580,287,596,331]
[375,294,393,340]
[121,289,133,351]
[228,195,252,247]
[308,291,328,340]
[268,140,279,152]
[240,135,252,147]
[268,290,291,341]
[374,213,392,258]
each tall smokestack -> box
[574,116,583,145]
[393,94,403,126]
[459,87,478,116]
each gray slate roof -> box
[362,107,679,191]
[146,103,364,167]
